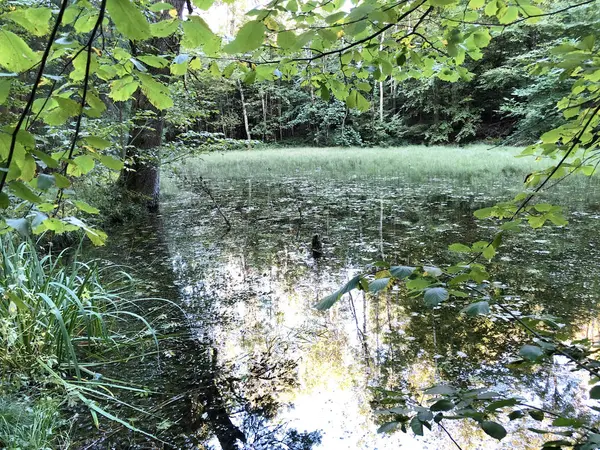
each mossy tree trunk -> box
[119,0,187,211]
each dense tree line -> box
[163,3,597,147]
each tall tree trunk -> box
[237,79,251,145]
[121,90,162,211]
[391,78,397,114]
[119,0,187,211]
[278,94,282,141]
[261,91,267,141]
[379,81,384,122]
[379,33,384,123]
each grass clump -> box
[0,233,163,447]
[0,396,67,450]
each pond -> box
[81,148,600,449]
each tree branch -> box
[0,0,70,194]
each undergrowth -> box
[0,233,167,448]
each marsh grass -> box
[0,236,158,377]
[163,145,600,205]
[0,234,171,446]
[168,145,537,181]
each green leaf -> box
[472,30,491,48]
[430,399,454,411]
[484,1,498,16]
[540,128,561,143]
[474,207,494,219]
[0,30,40,73]
[438,68,459,82]
[316,275,362,310]
[508,410,525,420]
[170,59,188,76]
[182,16,219,54]
[368,278,390,293]
[150,19,179,38]
[519,344,543,361]
[99,155,124,171]
[85,227,108,246]
[85,93,107,118]
[223,20,266,54]
[0,79,11,105]
[38,218,67,233]
[468,0,484,8]
[149,2,173,11]
[390,265,415,279]
[138,73,173,110]
[85,137,111,149]
[527,215,546,229]
[590,385,600,399]
[449,243,470,253]
[54,173,70,188]
[425,385,456,395]
[110,76,139,102]
[74,200,100,214]
[417,409,434,422]
[520,4,543,17]
[315,291,340,311]
[73,155,95,174]
[485,398,518,411]
[529,410,544,421]
[482,244,495,260]
[498,6,519,24]
[410,416,423,436]
[377,422,399,433]
[424,287,449,307]
[9,181,41,203]
[346,90,370,112]
[406,277,431,290]
[6,218,29,236]
[552,417,583,428]
[462,301,490,316]
[0,192,9,208]
[106,0,151,41]
[325,11,345,24]
[6,7,52,37]
[278,31,297,50]
[193,0,215,9]
[36,174,55,190]
[43,97,81,126]
[429,0,457,5]
[137,55,169,68]
[481,421,507,440]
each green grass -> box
[0,396,66,450]
[0,236,157,377]
[165,145,539,182]
[162,145,600,202]
[0,234,170,447]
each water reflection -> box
[85,174,600,449]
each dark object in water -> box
[311,234,323,258]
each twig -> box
[198,177,231,231]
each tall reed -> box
[0,233,168,447]
[0,235,156,379]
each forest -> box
[0,0,600,449]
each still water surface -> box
[87,171,600,449]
